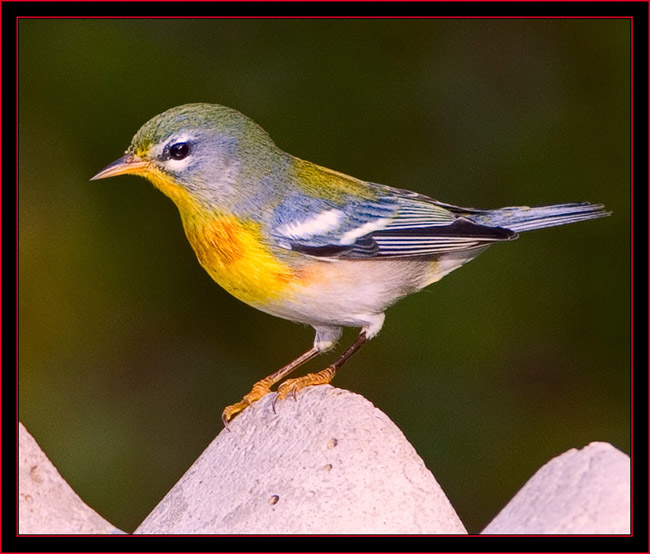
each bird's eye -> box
[169,142,190,160]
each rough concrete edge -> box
[135,386,467,535]
[18,421,125,535]
[481,441,631,535]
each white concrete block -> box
[135,386,467,534]
[18,422,123,534]
[482,442,630,534]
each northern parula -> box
[92,103,609,426]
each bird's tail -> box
[462,202,611,233]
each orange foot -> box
[273,366,336,409]
[222,380,273,428]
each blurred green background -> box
[18,18,630,534]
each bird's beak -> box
[90,153,149,180]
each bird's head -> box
[92,103,283,212]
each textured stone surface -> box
[18,422,123,534]
[482,442,630,534]
[135,386,467,534]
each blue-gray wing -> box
[271,188,516,259]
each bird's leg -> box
[222,346,321,427]
[274,331,368,405]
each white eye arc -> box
[160,134,195,171]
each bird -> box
[91,103,610,426]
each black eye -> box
[169,142,190,160]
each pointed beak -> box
[90,153,149,180]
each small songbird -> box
[92,103,609,426]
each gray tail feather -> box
[468,202,611,233]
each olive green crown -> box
[129,103,276,156]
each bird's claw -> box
[221,381,272,428]
[273,366,336,411]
